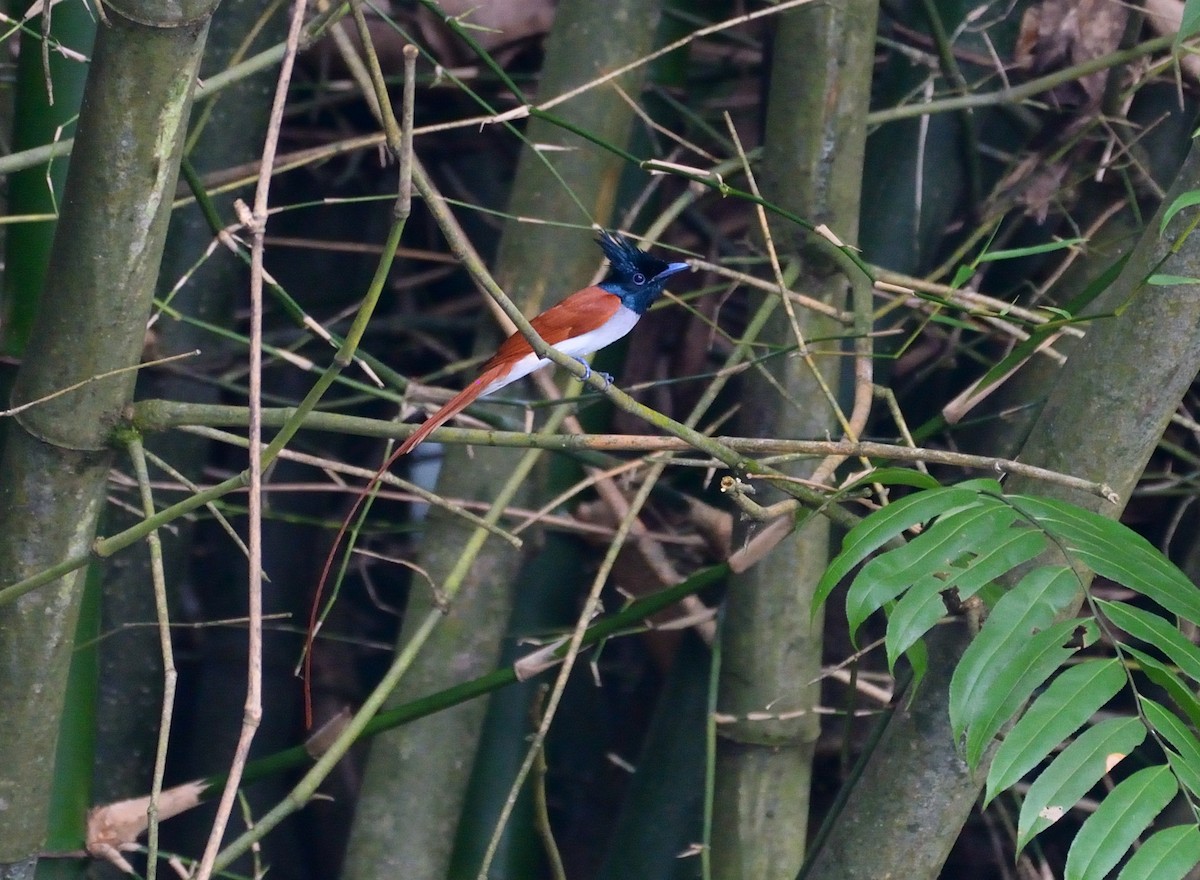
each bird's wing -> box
[483,286,622,369]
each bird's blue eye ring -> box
[633,272,646,285]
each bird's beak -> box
[656,261,690,282]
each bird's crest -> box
[595,229,669,280]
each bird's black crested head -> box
[594,230,688,314]
[596,230,669,280]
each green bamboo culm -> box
[0,3,218,877]
[1,4,96,356]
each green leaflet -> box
[1099,600,1200,684]
[1117,825,1200,880]
[838,467,942,494]
[1181,0,1200,44]
[814,479,1003,613]
[1125,647,1200,729]
[1160,189,1200,232]
[948,566,1079,744]
[1137,698,1200,800]
[847,503,1018,646]
[1065,765,1177,880]
[1016,716,1145,852]
[986,658,1124,805]
[884,522,1044,670]
[962,617,1097,769]
[1010,495,1200,623]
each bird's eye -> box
[633,272,646,285]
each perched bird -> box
[395,230,688,455]
[305,231,685,726]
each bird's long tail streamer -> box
[302,368,498,727]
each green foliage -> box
[1015,717,1145,851]
[1065,765,1176,880]
[1161,189,1200,234]
[986,658,1124,803]
[1180,0,1200,46]
[815,480,1200,878]
[1118,824,1200,880]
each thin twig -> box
[141,446,254,562]
[0,350,199,418]
[193,1,309,877]
[725,114,870,488]
[531,687,568,880]
[127,438,176,880]
[180,424,520,546]
[688,257,851,321]
[477,431,670,879]
[866,33,1179,124]
[300,37,421,725]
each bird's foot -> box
[572,357,613,389]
